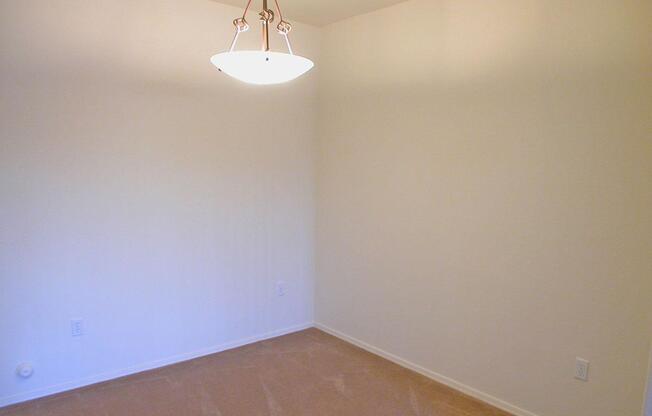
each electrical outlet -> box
[276,281,287,297]
[575,357,589,381]
[70,319,84,337]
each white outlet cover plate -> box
[276,281,287,296]
[71,319,84,336]
[575,357,589,381]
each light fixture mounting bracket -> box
[228,0,295,54]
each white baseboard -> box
[0,322,313,409]
[314,322,539,416]
[2,321,542,416]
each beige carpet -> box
[0,328,512,416]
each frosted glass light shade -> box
[211,51,314,85]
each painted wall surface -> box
[315,1,652,416]
[0,0,319,405]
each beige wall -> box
[0,0,319,405]
[315,1,652,416]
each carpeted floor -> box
[0,328,512,415]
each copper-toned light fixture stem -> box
[261,0,270,51]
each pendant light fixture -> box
[211,0,314,85]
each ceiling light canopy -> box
[211,0,314,85]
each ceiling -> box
[212,0,409,26]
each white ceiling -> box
[212,0,409,26]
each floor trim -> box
[0,322,313,408]
[314,322,540,416]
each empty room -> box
[1,0,651,415]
